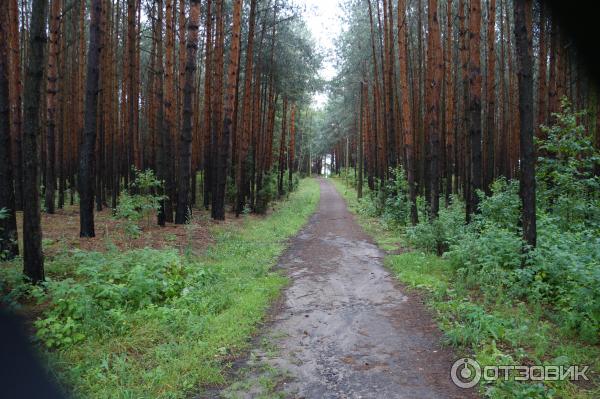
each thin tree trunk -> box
[537,3,547,135]
[22,0,47,282]
[175,0,201,224]
[210,0,224,219]
[45,0,61,214]
[288,103,295,191]
[426,0,443,219]
[0,7,19,259]
[459,0,469,200]
[213,0,242,220]
[514,0,536,249]
[398,0,418,224]
[467,0,482,221]
[78,0,102,237]
[278,97,288,197]
[235,0,257,215]
[202,0,213,210]
[358,81,364,199]
[444,0,455,205]
[8,0,23,211]
[155,0,169,226]
[484,0,496,192]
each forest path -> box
[214,178,477,399]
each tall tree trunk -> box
[156,0,169,226]
[22,0,48,282]
[178,0,186,133]
[426,0,443,219]
[484,0,496,193]
[288,103,295,191]
[514,0,536,249]
[175,0,201,224]
[444,0,455,205]
[278,97,288,197]
[548,16,558,120]
[79,0,102,237]
[45,0,61,214]
[213,0,242,220]
[235,0,257,215]
[0,6,19,259]
[458,0,469,200]
[127,0,139,173]
[8,0,23,211]
[367,0,385,181]
[358,81,365,199]
[210,0,225,219]
[163,0,177,221]
[202,0,213,210]
[537,2,547,135]
[466,0,482,221]
[398,0,418,224]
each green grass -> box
[331,177,599,399]
[1,178,320,399]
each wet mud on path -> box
[213,178,478,398]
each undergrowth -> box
[0,178,320,399]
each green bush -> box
[225,175,237,207]
[439,184,599,341]
[407,196,466,254]
[380,167,411,228]
[355,189,380,218]
[0,208,11,260]
[405,101,600,342]
[537,97,600,233]
[255,172,277,214]
[33,249,212,349]
[353,167,411,227]
[290,173,300,192]
[532,219,600,343]
[114,168,165,237]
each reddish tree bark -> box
[0,4,19,259]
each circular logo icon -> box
[451,358,481,388]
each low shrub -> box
[114,168,165,237]
[255,172,277,214]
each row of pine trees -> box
[327,0,599,248]
[0,0,318,283]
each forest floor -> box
[1,179,321,398]
[212,178,477,399]
[15,204,214,257]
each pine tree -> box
[45,0,62,214]
[175,0,201,224]
[22,0,48,282]
[466,0,483,221]
[78,0,102,237]
[0,3,19,259]
[514,0,536,248]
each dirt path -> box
[216,179,477,398]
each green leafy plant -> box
[537,97,600,233]
[114,168,165,237]
[255,172,277,214]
